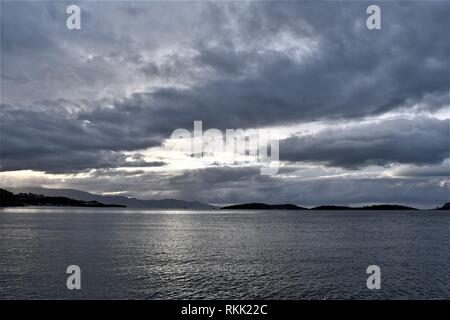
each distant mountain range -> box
[4,187,213,209]
[222,202,450,211]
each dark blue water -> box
[0,208,449,299]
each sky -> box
[0,0,449,207]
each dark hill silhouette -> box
[10,187,213,209]
[0,188,125,208]
[359,204,418,210]
[223,202,430,210]
[437,202,450,210]
[0,189,20,206]
[311,204,418,210]
[222,203,307,210]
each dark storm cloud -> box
[169,0,449,124]
[391,162,450,178]
[280,117,450,168]
[0,104,162,172]
[68,1,450,136]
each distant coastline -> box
[221,202,450,211]
[1,187,213,209]
[1,188,449,210]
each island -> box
[222,203,307,210]
[0,188,126,208]
[310,204,418,210]
[222,202,450,211]
[2,187,449,210]
[437,202,450,210]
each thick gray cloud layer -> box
[0,104,163,172]
[0,1,449,205]
[280,117,450,168]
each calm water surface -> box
[0,208,449,299]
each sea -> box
[0,208,449,299]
